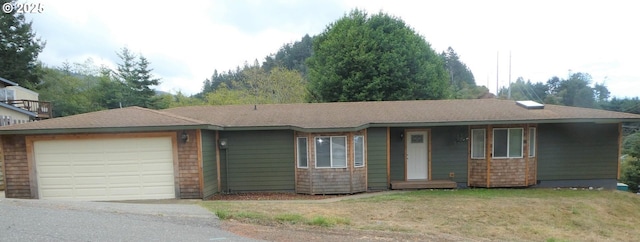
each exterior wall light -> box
[181,131,189,143]
[219,138,228,149]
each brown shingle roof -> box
[1,99,639,133]
[0,106,208,131]
[164,99,640,130]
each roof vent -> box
[516,100,544,110]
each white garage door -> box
[34,137,176,201]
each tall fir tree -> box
[0,0,46,85]
[113,47,160,108]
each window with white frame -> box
[471,129,486,159]
[493,128,523,158]
[528,127,536,157]
[354,135,364,167]
[315,136,347,168]
[297,137,308,168]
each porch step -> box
[391,180,457,190]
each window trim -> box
[314,136,348,168]
[528,127,536,157]
[492,128,524,159]
[354,135,365,167]
[296,137,308,168]
[471,129,486,159]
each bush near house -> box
[621,132,640,193]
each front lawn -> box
[200,189,640,241]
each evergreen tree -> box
[113,47,161,108]
[0,0,45,85]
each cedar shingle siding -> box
[177,130,201,198]
[1,135,30,198]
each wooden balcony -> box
[391,180,458,190]
[3,99,53,120]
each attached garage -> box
[0,106,210,200]
[33,136,177,201]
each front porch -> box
[391,180,457,190]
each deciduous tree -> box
[307,9,449,102]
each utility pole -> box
[496,51,499,98]
[508,51,512,100]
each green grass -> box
[274,213,306,224]
[205,206,350,227]
[308,216,351,227]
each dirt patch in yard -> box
[208,192,344,201]
[220,220,464,242]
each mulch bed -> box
[208,192,344,201]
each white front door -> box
[406,130,428,180]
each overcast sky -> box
[28,0,638,98]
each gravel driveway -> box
[0,191,260,242]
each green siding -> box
[389,128,405,181]
[201,130,218,197]
[537,123,619,180]
[220,130,295,192]
[367,127,388,190]
[430,126,468,182]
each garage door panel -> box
[73,176,108,185]
[142,163,174,172]
[106,164,141,173]
[38,177,74,186]
[34,137,176,201]
[141,174,175,183]
[40,188,76,198]
[72,165,107,173]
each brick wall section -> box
[468,159,487,187]
[177,130,201,199]
[489,158,526,187]
[2,135,31,198]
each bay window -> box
[297,137,308,168]
[354,135,364,167]
[493,128,523,158]
[315,136,347,168]
[471,129,486,159]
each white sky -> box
[28,0,639,98]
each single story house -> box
[1,99,639,201]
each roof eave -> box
[0,124,221,135]
[368,118,639,127]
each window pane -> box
[316,137,331,167]
[509,129,523,157]
[354,136,364,167]
[529,128,536,157]
[493,129,508,157]
[297,137,308,167]
[332,137,347,167]
[471,129,485,158]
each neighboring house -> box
[0,77,52,191]
[0,99,639,201]
[0,77,52,124]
